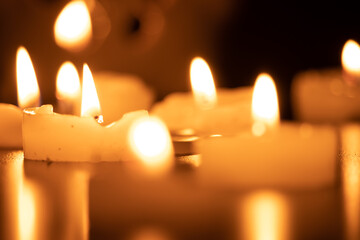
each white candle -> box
[23,64,174,175]
[152,57,253,135]
[0,46,40,149]
[196,74,338,188]
[292,39,360,123]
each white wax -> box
[292,69,360,123]
[152,87,253,135]
[23,105,148,162]
[195,123,338,188]
[93,72,154,124]
[0,103,22,149]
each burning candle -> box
[56,61,81,115]
[196,73,337,188]
[152,57,253,136]
[292,39,360,123]
[0,47,40,149]
[23,64,174,174]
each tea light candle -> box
[292,39,360,123]
[23,64,174,174]
[0,46,40,149]
[196,74,338,188]
[152,57,253,136]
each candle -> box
[152,57,253,136]
[292,39,360,123]
[23,64,174,174]
[196,74,338,188]
[0,46,40,149]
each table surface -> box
[0,147,358,240]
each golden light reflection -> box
[56,61,81,100]
[19,180,36,240]
[241,191,289,240]
[81,64,103,123]
[16,46,40,109]
[341,124,360,240]
[190,57,217,110]
[341,39,360,76]
[54,0,92,51]
[129,116,174,175]
[251,73,279,136]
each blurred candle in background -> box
[292,39,360,123]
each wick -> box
[95,115,104,124]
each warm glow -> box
[56,61,81,99]
[19,181,36,240]
[241,191,288,240]
[341,39,360,75]
[252,73,279,135]
[190,57,217,110]
[16,46,40,108]
[54,0,92,51]
[81,64,102,122]
[129,116,173,175]
[341,125,360,240]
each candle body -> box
[292,69,360,123]
[23,105,148,162]
[93,72,154,124]
[0,103,22,149]
[152,87,253,135]
[195,123,337,188]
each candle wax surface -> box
[196,122,338,189]
[23,105,149,162]
[0,103,22,149]
[292,68,360,123]
[152,87,253,135]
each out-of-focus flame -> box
[56,61,81,100]
[341,39,360,76]
[19,180,36,240]
[54,0,92,52]
[16,46,40,108]
[190,57,217,110]
[81,64,102,123]
[251,73,279,136]
[129,116,173,175]
[241,191,288,240]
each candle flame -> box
[54,0,92,52]
[241,191,288,240]
[81,64,102,122]
[251,73,279,136]
[341,39,360,76]
[16,46,40,109]
[56,61,81,100]
[190,57,217,110]
[129,116,173,175]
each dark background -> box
[1,0,360,119]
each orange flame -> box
[251,73,279,136]
[341,39,360,76]
[56,61,81,100]
[54,0,92,51]
[190,57,217,110]
[81,64,102,123]
[16,46,40,109]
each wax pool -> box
[23,105,148,162]
[292,69,360,123]
[152,87,253,135]
[0,104,23,149]
[195,123,338,189]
